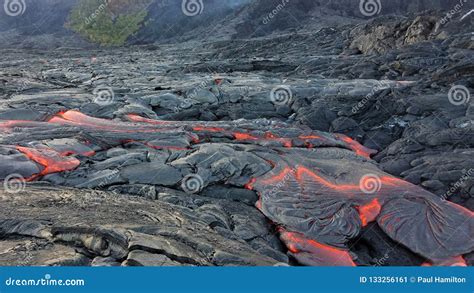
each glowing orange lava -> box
[126,114,170,125]
[234,132,258,141]
[125,114,378,154]
[334,134,375,159]
[295,166,359,191]
[16,146,80,177]
[193,126,225,132]
[259,167,295,186]
[299,135,322,140]
[244,178,257,190]
[59,150,96,157]
[280,230,356,266]
[357,198,381,226]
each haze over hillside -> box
[0,0,471,48]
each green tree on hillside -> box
[67,0,150,46]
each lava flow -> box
[1,110,472,267]
[334,134,376,159]
[280,230,356,266]
[126,113,374,155]
[245,157,473,266]
[16,146,81,178]
[357,198,381,227]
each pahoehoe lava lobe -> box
[1,111,472,266]
[0,5,472,266]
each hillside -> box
[0,0,470,47]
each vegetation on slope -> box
[67,0,150,46]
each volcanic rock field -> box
[0,4,473,267]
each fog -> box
[0,0,470,47]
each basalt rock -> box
[0,10,473,267]
[0,110,472,266]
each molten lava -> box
[125,113,377,155]
[244,178,257,190]
[280,230,355,266]
[193,126,225,132]
[126,114,170,125]
[233,132,258,141]
[16,146,80,178]
[357,198,381,227]
[334,134,375,159]
[3,110,472,267]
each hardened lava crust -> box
[0,3,473,266]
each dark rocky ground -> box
[0,7,473,266]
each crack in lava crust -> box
[1,111,473,266]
